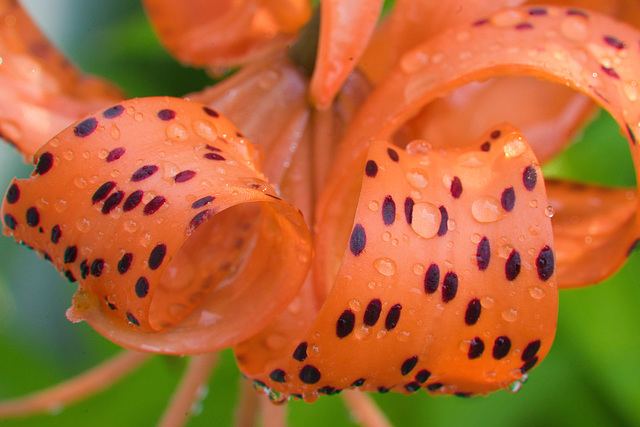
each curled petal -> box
[242,126,558,399]
[0,0,123,159]
[327,5,640,288]
[309,0,383,108]
[142,0,311,68]
[1,97,311,354]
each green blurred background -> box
[0,1,639,425]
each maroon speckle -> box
[74,117,98,138]
[603,35,626,49]
[203,106,220,117]
[157,109,176,121]
[204,153,225,161]
[144,196,165,215]
[601,65,620,79]
[174,170,196,182]
[106,147,125,162]
[515,22,533,30]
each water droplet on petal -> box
[373,258,397,276]
[193,120,218,141]
[544,206,555,218]
[166,123,188,141]
[369,200,380,211]
[472,196,505,223]
[411,202,441,238]
[503,135,527,158]
[406,168,429,188]
[528,286,545,299]
[76,218,90,233]
[406,139,432,156]
[502,308,518,322]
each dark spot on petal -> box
[157,109,176,121]
[144,196,166,215]
[131,165,158,182]
[424,264,439,294]
[106,147,125,162]
[351,378,365,387]
[149,244,167,270]
[626,123,636,145]
[603,35,626,49]
[364,299,382,326]
[35,152,53,175]
[437,206,448,236]
[377,387,390,393]
[480,142,491,152]
[203,106,219,117]
[90,259,104,277]
[135,277,149,298]
[490,130,501,139]
[476,237,491,271]
[468,337,485,359]
[336,309,355,338]
[521,356,539,373]
[515,22,533,30]
[404,197,414,224]
[501,187,515,212]
[174,170,196,183]
[387,148,399,162]
[505,250,521,281]
[74,117,98,137]
[102,191,124,214]
[465,299,481,326]
[64,270,76,283]
[126,312,140,326]
[270,369,286,383]
[293,342,308,362]
[492,336,511,360]
[415,370,431,383]
[92,181,116,204]
[6,183,19,204]
[528,7,547,15]
[64,246,77,263]
[450,177,462,199]
[317,386,338,395]
[105,297,117,310]
[25,207,39,227]
[204,153,225,161]
[442,272,458,303]
[536,245,554,281]
[523,165,537,191]
[401,356,418,376]
[385,304,402,330]
[566,9,588,18]
[192,196,215,209]
[473,18,489,26]
[205,145,222,152]
[51,225,61,244]
[103,105,124,119]
[118,253,133,274]
[365,160,378,177]
[427,383,443,391]
[405,382,420,393]
[522,340,541,361]
[123,190,143,212]
[299,365,321,384]
[4,214,17,230]
[382,196,396,226]
[349,224,366,256]
[601,65,620,79]
[190,210,213,231]
[80,260,89,279]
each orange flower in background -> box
[0,0,640,426]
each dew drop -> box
[134,112,144,121]
[76,218,90,233]
[529,199,538,208]
[406,139,432,156]
[54,199,67,213]
[560,15,589,42]
[502,308,518,322]
[349,299,361,311]
[411,202,441,238]
[193,120,218,141]
[110,125,120,140]
[471,196,505,223]
[503,135,527,158]
[544,206,555,218]
[406,168,429,188]
[373,258,397,276]
[354,326,372,341]
[166,123,189,141]
[123,220,138,233]
[400,50,429,73]
[369,200,380,211]
[73,176,87,189]
[382,231,392,242]
[413,263,426,275]
[471,233,482,244]
[528,286,545,299]
[481,296,495,308]
[622,81,638,102]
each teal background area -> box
[1,1,639,425]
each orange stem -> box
[341,391,392,427]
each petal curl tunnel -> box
[1,97,312,355]
[324,5,640,289]
[238,125,558,401]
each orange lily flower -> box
[1,1,640,426]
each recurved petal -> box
[309,0,383,108]
[0,0,123,160]
[1,97,312,354]
[248,126,557,400]
[326,5,640,289]
[142,0,311,68]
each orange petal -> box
[0,0,123,160]
[360,0,526,84]
[404,77,596,163]
[546,180,637,288]
[527,0,640,28]
[1,97,311,354]
[244,125,557,400]
[326,5,640,288]
[309,0,383,108]
[142,0,311,68]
